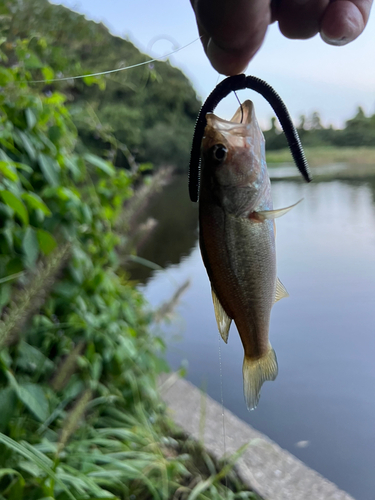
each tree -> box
[310,111,323,130]
[0,0,201,170]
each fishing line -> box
[233,90,243,123]
[27,36,202,84]
[217,333,228,491]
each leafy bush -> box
[0,39,179,499]
[142,119,194,171]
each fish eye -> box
[210,144,227,164]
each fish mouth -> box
[205,100,258,139]
[200,99,267,192]
[202,100,264,155]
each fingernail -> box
[320,32,349,46]
[206,38,247,75]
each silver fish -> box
[199,100,299,410]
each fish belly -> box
[199,203,277,359]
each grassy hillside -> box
[0,0,201,171]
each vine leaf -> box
[0,190,29,225]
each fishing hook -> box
[188,74,312,203]
[234,90,244,124]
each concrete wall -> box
[160,374,355,500]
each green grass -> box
[266,146,375,167]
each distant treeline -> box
[264,108,375,150]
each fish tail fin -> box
[242,348,278,411]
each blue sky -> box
[54,0,375,128]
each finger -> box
[320,0,373,45]
[276,0,330,39]
[191,0,271,75]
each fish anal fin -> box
[275,278,289,303]
[243,348,278,410]
[251,199,303,222]
[211,288,232,343]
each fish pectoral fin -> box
[243,348,278,411]
[275,278,289,303]
[252,199,303,221]
[211,287,232,343]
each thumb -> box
[191,0,271,75]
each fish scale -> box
[215,214,275,356]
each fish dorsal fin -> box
[275,278,289,303]
[252,199,303,221]
[211,288,232,343]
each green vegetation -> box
[0,0,200,171]
[267,146,375,167]
[0,26,257,500]
[264,110,375,176]
[264,109,375,151]
[3,0,372,496]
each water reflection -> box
[132,174,375,500]
[128,175,198,282]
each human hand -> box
[190,0,373,75]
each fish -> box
[199,100,299,410]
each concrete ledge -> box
[159,374,355,500]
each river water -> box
[131,173,375,500]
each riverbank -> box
[160,374,355,500]
[266,146,375,181]
[267,146,375,168]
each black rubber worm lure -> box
[188,74,312,203]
